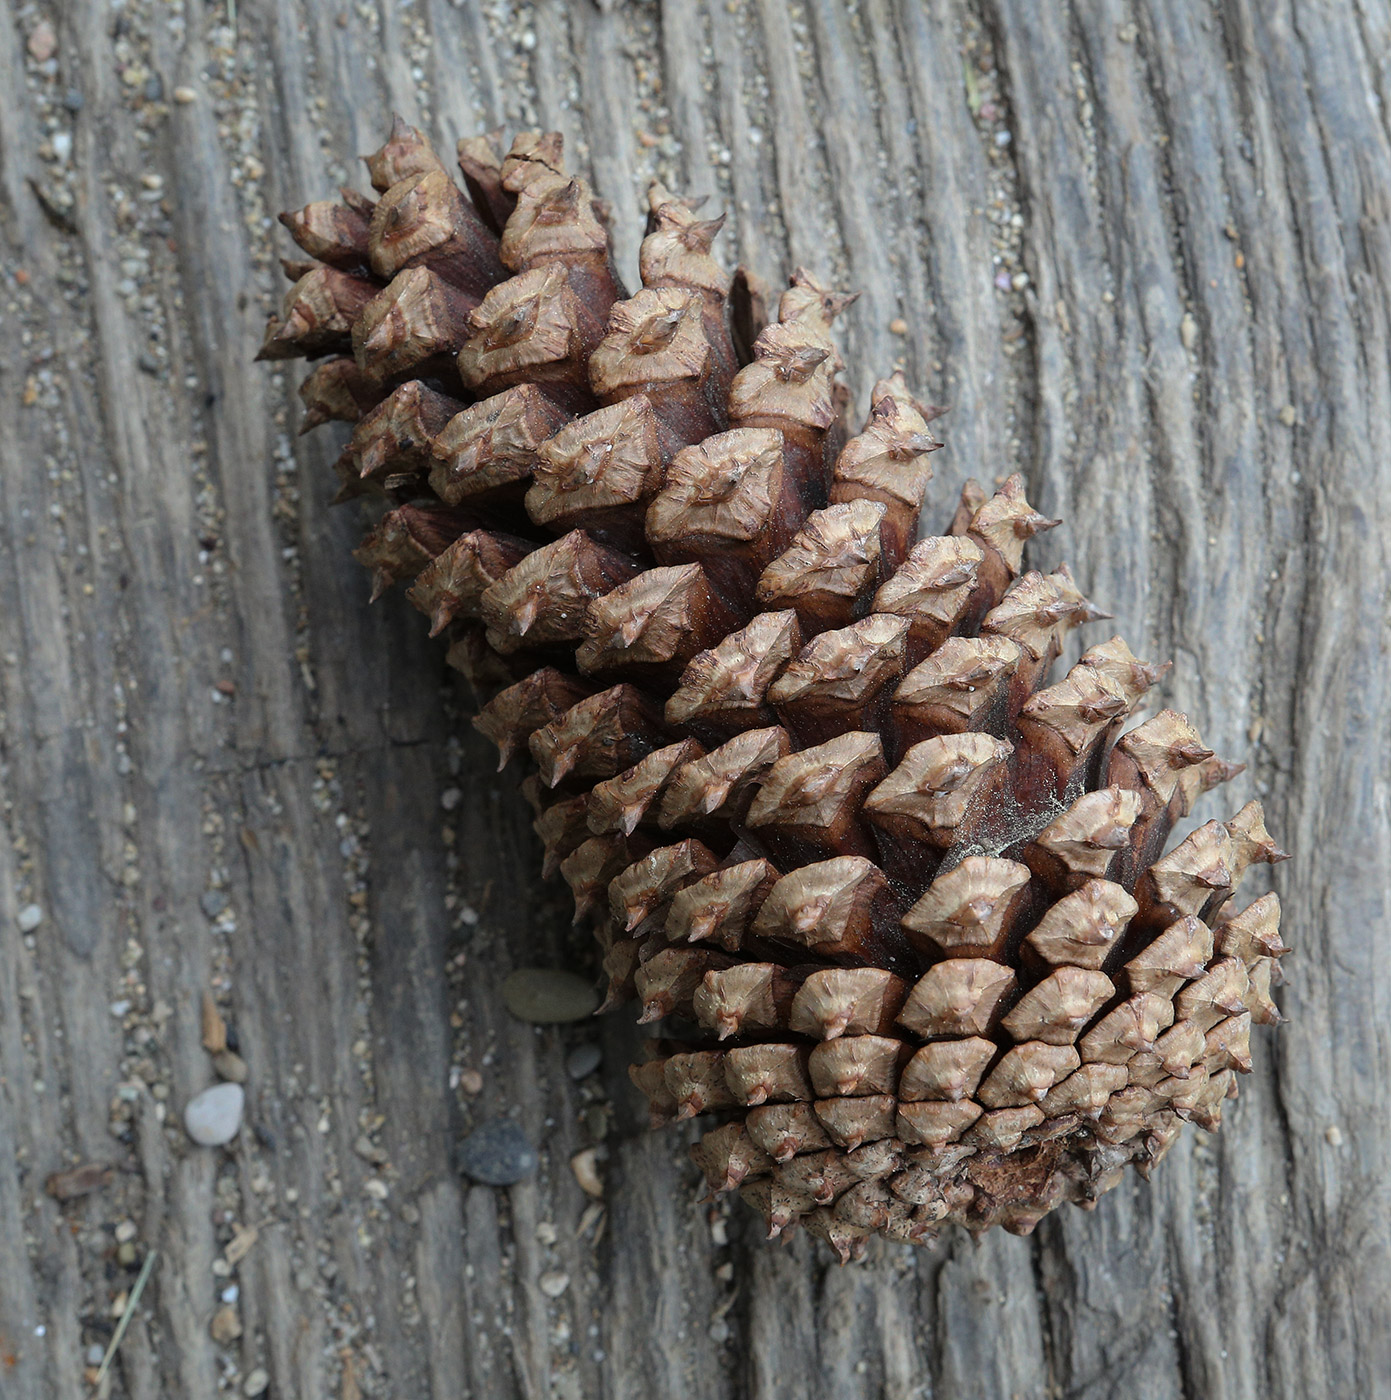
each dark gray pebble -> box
[456,1119,537,1186]
[565,1043,602,1080]
[502,968,599,1024]
[200,889,229,919]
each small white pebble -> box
[440,787,462,811]
[173,85,197,104]
[364,1177,389,1200]
[535,1221,558,1246]
[994,130,1012,146]
[221,1284,240,1304]
[17,904,43,933]
[1325,1125,1344,1147]
[243,1368,270,1397]
[183,1083,245,1147]
[520,29,537,49]
[1010,271,1029,291]
[539,1270,570,1299]
[114,1220,137,1244]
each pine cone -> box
[267,118,1292,1260]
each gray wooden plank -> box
[0,0,1385,1396]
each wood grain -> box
[1,1,1386,1396]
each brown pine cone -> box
[266,118,1292,1260]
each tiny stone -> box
[114,1220,137,1244]
[888,317,908,336]
[1010,271,1030,291]
[535,1220,558,1246]
[210,1304,242,1345]
[27,21,56,62]
[17,904,43,932]
[353,1134,387,1164]
[213,1051,248,1084]
[1180,312,1198,349]
[183,1083,245,1147]
[440,786,462,810]
[364,1177,389,1200]
[116,1242,138,1267]
[173,85,197,104]
[570,1147,604,1199]
[143,75,164,103]
[503,969,599,1024]
[63,89,84,113]
[1325,1124,1343,1146]
[708,1319,730,1344]
[138,353,160,375]
[399,1202,420,1225]
[456,1118,538,1186]
[565,1043,602,1080]
[1278,404,1297,427]
[243,1368,270,1397]
[86,1345,105,1366]
[200,890,229,918]
[458,1068,484,1095]
[539,1270,570,1298]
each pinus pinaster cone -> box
[263,117,1292,1260]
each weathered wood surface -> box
[1,0,1388,1396]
